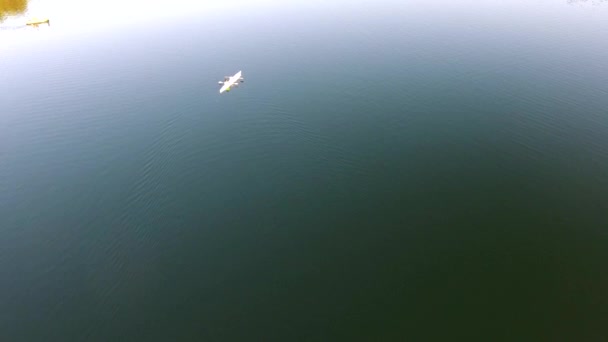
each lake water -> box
[2,0,608,340]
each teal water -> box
[2,0,608,340]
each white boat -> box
[218,71,244,93]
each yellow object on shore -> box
[26,17,50,27]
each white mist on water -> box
[0,0,281,50]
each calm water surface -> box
[1,0,608,340]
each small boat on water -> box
[218,71,244,94]
[26,18,50,27]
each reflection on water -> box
[0,0,28,22]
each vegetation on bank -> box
[0,0,28,22]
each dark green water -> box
[2,0,608,340]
